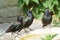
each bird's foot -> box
[28,28,33,31]
[25,30,28,33]
[24,29,29,33]
[42,26,45,29]
[14,32,21,35]
[11,32,16,35]
[47,25,52,28]
[14,33,21,37]
[42,25,47,28]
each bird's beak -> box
[30,7,33,11]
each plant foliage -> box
[18,0,60,19]
[41,34,57,40]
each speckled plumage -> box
[23,10,34,28]
[42,9,53,27]
[6,16,23,33]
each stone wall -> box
[0,0,23,23]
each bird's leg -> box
[9,31,21,37]
[22,26,28,33]
[12,31,21,35]
[24,28,28,33]
[28,28,33,31]
[50,23,53,27]
[18,28,22,32]
[49,24,52,28]
[12,32,18,35]
[11,32,16,36]
[12,32,14,34]
[42,25,47,28]
[15,29,22,35]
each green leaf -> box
[32,7,38,18]
[37,12,43,19]
[45,34,52,40]
[38,3,45,11]
[42,0,54,9]
[57,10,60,18]
[52,0,58,6]
[32,0,39,4]
[52,34,57,38]
[57,3,60,10]
[53,19,60,27]
[43,1,49,8]
[23,0,29,5]
[23,6,28,15]
[42,34,57,40]
[53,5,59,15]
[18,0,24,10]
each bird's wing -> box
[5,22,17,32]
[5,25,14,33]
[23,16,32,24]
[22,17,29,26]
[14,22,21,26]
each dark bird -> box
[6,7,34,34]
[5,16,23,34]
[5,8,34,33]
[42,8,53,27]
[21,8,34,32]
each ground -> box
[0,19,60,40]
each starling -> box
[21,9,34,32]
[5,16,23,33]
[42,8,53,27]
